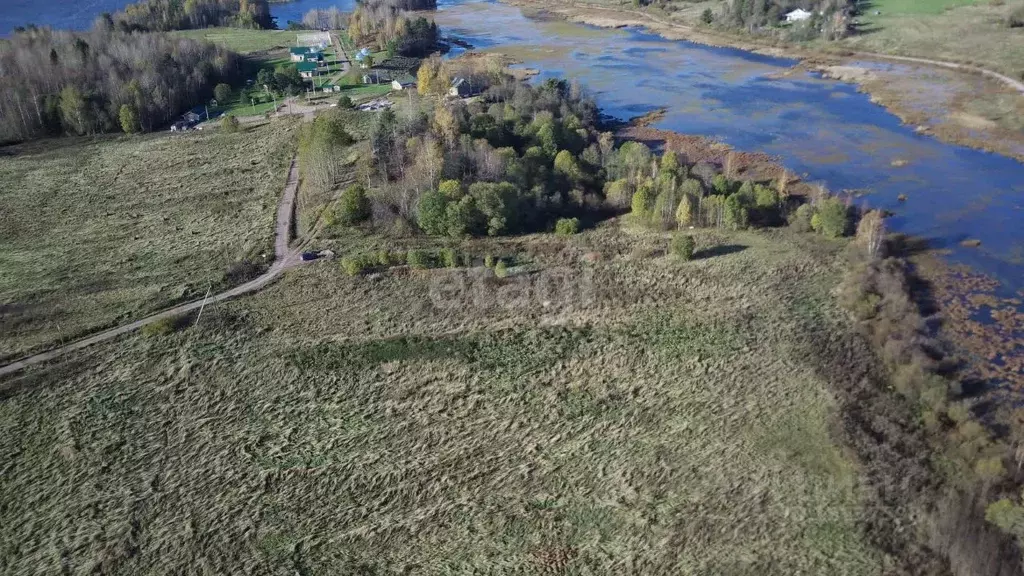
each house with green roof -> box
[289,46,322,63]
[296,61,319,79]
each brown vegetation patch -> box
[912,254,1024,388]
[618,123,818,196]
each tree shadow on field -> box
[694,244,747,260]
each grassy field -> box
[0,223,889,574]
[835,0,1024,78]
[0,120,299,361]
[171,28,299,54]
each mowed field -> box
[170,28,299,54]
[0,120,299,361]
[0,224,887,574]
[836,0,1024,79]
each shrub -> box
[440,247,459,268]
[494,260,508,278]
[631,183,653,222]
[484,254,496,269]
[337,185,371,226]
[341,255,370,276]
[711,174,730,195]
[755,184,779,208]
[338,95,353,108]
[701,7,714,23]
[417,189,449,235]
[142,316,179,338]
[671,233,696,261]
[676,193,695,227]
[790,204,814,232]
[407,249,430,269]
[376,249,393,267]
[815,197,851,238]
[119,104,139,134]
[604,178,632,210]
[445,196,480,237]
[986,499,1024,533]
[555,217,580,236]
[221,115,241,133]
[723,194,748,230]
[214,83,232,105]
[736,181,756,205]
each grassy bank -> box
[0,224,890,574]
[0,120,299,361]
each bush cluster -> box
[630,166,785,233]
[838,240,1024,566]
[554,217,580,236]
[671,234,696,261]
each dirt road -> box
[0,158,305,379]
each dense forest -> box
[102,0,274,32]
[348,0,440,57]
[306,57,795,242]
[0,28,238,142]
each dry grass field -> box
[0,120,299,361]
[0,223,890,574]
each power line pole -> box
[193,286,212,327]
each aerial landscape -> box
[0,0,1022,573]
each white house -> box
[785,8,812,22]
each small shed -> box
[785,8,812,22]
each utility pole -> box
[193,286,212,327]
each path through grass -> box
[0,120,299,360]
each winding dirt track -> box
[553,1,1024,94]
[0,157,305,379]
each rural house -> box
[785,8,812,22]
[290,46,312,62]
[296,62,319,79]
[449,77,477,98]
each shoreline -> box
[614,113,1024,389]
[497,0,1024,164]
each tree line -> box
[99,0,273,33]
[348,0,440,58]
[0,28,238,141]
[722,0,854,40]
